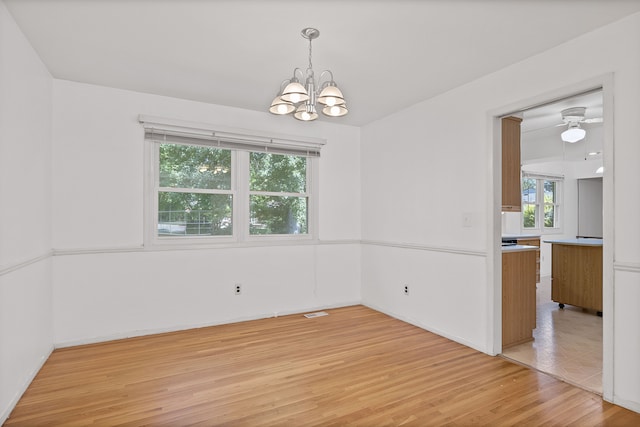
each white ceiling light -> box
[269,28,348,122]
[561,122,586,143]
[558,106,602,143]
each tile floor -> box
[502,275,603,394]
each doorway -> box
[494,84,610,395]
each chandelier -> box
[269,28,348,121]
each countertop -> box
[501,245,538,253]
[543,238,603,246]
[502,234,541,240]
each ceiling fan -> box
[558,107,603,143]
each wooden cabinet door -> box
[502,250,536,348]
[517,238,541,283]
[502,116,522,212]
[551,244,603,311]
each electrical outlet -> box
[235,284,241,295]
[404,285,409,295]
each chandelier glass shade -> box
[269,28,348,121]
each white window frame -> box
[140,115,324,248]
[521,172,563,234]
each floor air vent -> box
[304,311,328,318]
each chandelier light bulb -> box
[294,104,318,121]
[269,96,295,115]
[280,81,309,104]
[322,103,348,117]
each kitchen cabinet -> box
[516,237,540,283]
[546,239,603,313]
[502,246,537,348]
[502,116,522,212]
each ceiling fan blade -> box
[522,122,564,133]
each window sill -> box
[145,235,317,251]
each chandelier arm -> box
[291,68,304,82]
[318,70,335,89]
[278,78,290,91]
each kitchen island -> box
[544,238,603,315]
[502,245,537,348]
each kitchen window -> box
[522,173,562,233]
[140,116,323,246]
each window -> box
[141,116,323,245]
[158,143,234,236]
[249,153,308,235]
[522,173,562,232]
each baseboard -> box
[55,300,362,349]
[0,345,54,425]
[610,395,640,414]
[362,301,489,355]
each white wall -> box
[0,1,53,423]
[51,80,362,345]
[360,12,640,411]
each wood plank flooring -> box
[5,305,640,426]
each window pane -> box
[158,192,232,236]
[544,205,556,228]
[544,180,556,204]
[250,153,306,193]
[250,196,307,235]
[523,204,537,228]
[522,178,536,204]
[159,144,231,190]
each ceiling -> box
[5,0,640,126]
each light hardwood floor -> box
[5,305,639,426]
[502,276,603,394]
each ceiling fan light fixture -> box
[560,107,587,123]
[561,123,586,143]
